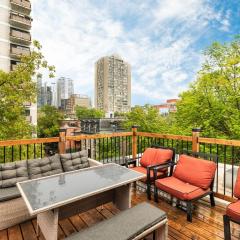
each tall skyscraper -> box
[0,0,37,125]
[95,54,131,116]
[57,77,74,108]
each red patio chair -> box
[223,167,240,240]
[154,152,217,222]
[126,145,175,200]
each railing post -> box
[132,125,138,159]
[192,128,201,152]
[59,129,66,154]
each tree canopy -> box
[0,40,55,140]
[123,105,169,133]
[75,106,105,119]
[123,38,240,139]
[175,38,240,138]
[37,105,63,137]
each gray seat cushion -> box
[28,154,63,179]
[60,150,90,172]
[66,202,167,240]
[0,160,29,188]
[0,187,21,202]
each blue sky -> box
[32,0,240,106]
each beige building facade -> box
[66,94,91,115]
[0,0,37,125]
[95,55,131,117]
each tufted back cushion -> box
[173,154,217,189]
[28,154,63,179]
[0,160,29,188]
[60,150,90,172]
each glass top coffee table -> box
[17,163,145,240]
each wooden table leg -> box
[113,184,131,210]
[37,209,59,240]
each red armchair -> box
[126,146,175,200]
[154,153,217,222]
[223,167,240,240]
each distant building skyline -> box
[95,54,131,117]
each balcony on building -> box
[10,12,32,30]
[10,0,31,15]
[10,44,30,60]
[10,28,31,45]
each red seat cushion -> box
[155,176,209,200]
[140,148,173,170]
[234,168,240,199]
[173,155,216,189]
[131,166,166,182]
[226,201,240,222]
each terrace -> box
[0,127,240,239]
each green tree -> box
[37,105,64,137]
[114,111,126,118]
[176,38,240,139]
[123,105,168,133]
[0,40,55,140]
[76,106,104,119]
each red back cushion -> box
[140,148,157,168]
[140,148,173,168]
[173,155,217,189]
[234,167,240,199]
[152,149,173,166]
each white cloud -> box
[31,0,231,105]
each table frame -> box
[17,164,144,240]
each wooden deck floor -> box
[0,189,239,240]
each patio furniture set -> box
[0,150,167,240]
[0,145,239,239]
[126,146,239,240]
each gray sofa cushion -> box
[0,160,29,188]
[0,187,21,202]
[60,150,90,172]
[28,154,63,179]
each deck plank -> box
[80,209,105,227]
[0,230,8,240]
[8,225,22,240]
[69,215,87,232]
[58,219,76,237]
[20,222,37,240]
[2,189,240,240]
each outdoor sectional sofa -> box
[0,150,102,230]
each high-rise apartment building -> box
[0,0,32,71]
[95,54,131,116]
[0,0,36,125]
[57,77,74,108]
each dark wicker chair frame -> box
[223,214,239,240]
[153,151,218,222]
[125,145,175,200]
